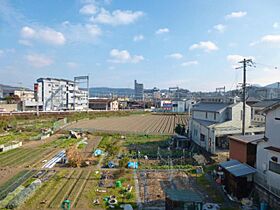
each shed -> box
[219,159,256,199]
[165,189,203,210]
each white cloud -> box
[273,22,279,29]
[261,35,280,43]
[21,26,35,38]
[213,24,226,33]
[181,60,198,66]
[66,62,78,68]
[61,22,102,43]
[155,28,169,35]
[20,26,66,45]
[26,54,53,68]
[225,11,247,19]
[133,34,144,42]
[108,49,144,63]
[167,53,183,60]
[79,4,98,15]
[91,8,144,26]
[189,41,218,52]
[227,54,255,68]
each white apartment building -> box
[189,97,264,154]
[35,78,88,111]
[255,102,280,204]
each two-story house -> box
[189,97,264,154]
[255,102,280,208]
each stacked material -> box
[42,150,66,168]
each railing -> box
[255,172,280,198]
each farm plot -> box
[66,114,187,135]
[137,170,196,208]
[22,169,92,209]
[0,148,54,168]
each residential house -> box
[250,99,280,124]
[189,97,264,154]
[254,102,280,208]
[89,98,119,111]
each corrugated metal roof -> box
[193,119,216,127]
[219,160,256,177]
[165,189,202,202]
[251,99,280,108]
[192,103,229,113]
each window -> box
[205,112,208,119]
[200,134,205,141]
[269,161,280,174]
[214,113,216,120]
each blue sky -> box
[0,0,280,91]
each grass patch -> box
[42,137,80,148]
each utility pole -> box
[236,58,255,135]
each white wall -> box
[256,106,280,195]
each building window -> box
[205,112,208,119]
[214,113,216,120]
[269,161,280,174]
[200,134,205,141]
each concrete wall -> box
[256,106,280,200]
[190,119,215,153]
[0,103,18,112]
[265,108,280,147]
[0,141,22,152]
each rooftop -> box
[37,77,75,83]
[193,119,216,127]
[192,102,230,113]
[219,159,256,177]
[229,134,264,144]
[251,99,280,108]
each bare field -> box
[66,114,187,135]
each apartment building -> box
[34,78,88,111]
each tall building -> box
[134,80,144,100]
[34,77,88,111]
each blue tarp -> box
[94,149,103,156]
[108,161,115,168]
[128,162,138,169]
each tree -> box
[174,124,186,135]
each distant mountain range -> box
[265,82,280,89]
